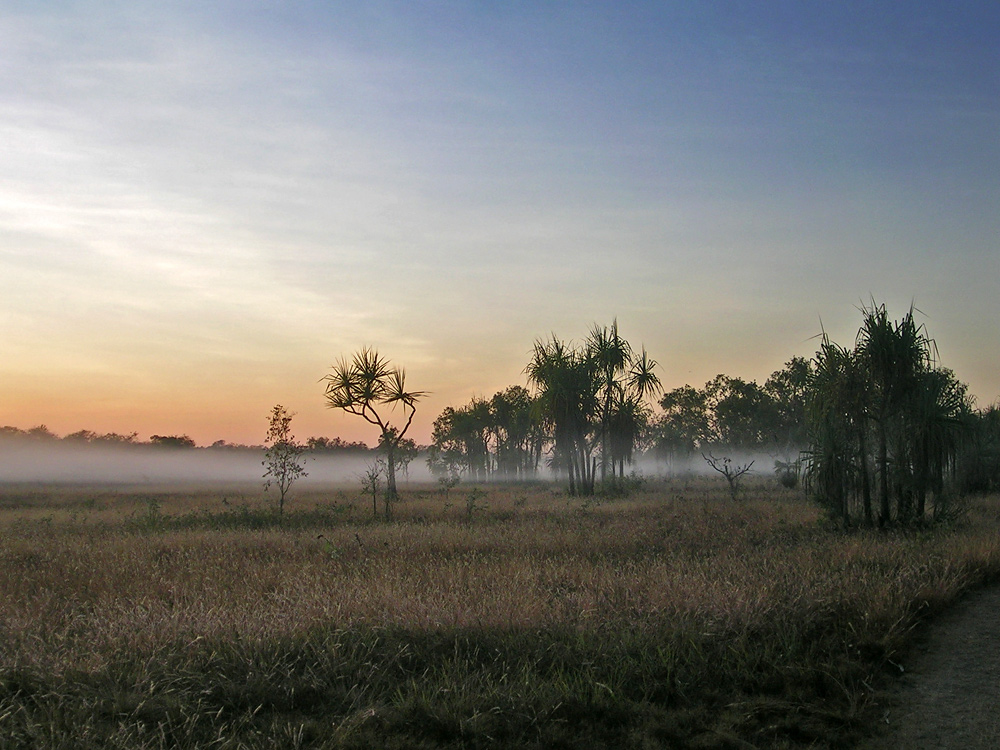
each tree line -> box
[423,323,812,494]
[653,357,812,469]
[0,425,373,455]
[415,308,1000,525]
[7,303,999,529]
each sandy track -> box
[861,585,1000,748]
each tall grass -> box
[1,479,998,747]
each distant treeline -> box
[0,426,374,455]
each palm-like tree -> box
[906,367,968,519]
[856,303,934,524]
[322,347,425,513]
[526,336,600,495]
[588,321,632,482]
[607,395,649,478]
[806,338,871,526]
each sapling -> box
[702,452,754,501]
[359,460,384,520]
[262,405,308,515]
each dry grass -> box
[1,477,999,747]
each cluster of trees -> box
[305,436,373,455]
[0,426,140,444]
[9,306,998,528]
[417,308,1000,518]
[426,322,661,495]
[526,322,661,495]
[958,404,1000,495]
[806,304,974,526]
[652,357,812,468]
[427,386,544,482]
[426,332,811,494]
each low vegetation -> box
[2,479,1000,748]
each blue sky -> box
[2,2,998,445]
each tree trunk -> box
[600,429,608,483]
[858,429,873,526]
[567,448,578,496]
[877,425,890,527]
[914,443,928,521]
[385,447,397,520]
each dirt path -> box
[861,585,1000,748]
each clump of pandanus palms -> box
[805,302,971,527]
[525,320,661,496]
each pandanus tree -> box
[588,321,632,482]
[586,322,662,483]
[606,345,661,478]
[907,367,968,519]
[806,337,873,526]
[856,303,933,524]
[322,348,425,516]
[607,395,648,478]
[526,336,600,495]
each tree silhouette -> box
[149,434,196,449]
[805,303,971,527]
[428,386,543,482]
[262,404,308,515]
[653,359,812,470]
[322,348,425,515]
[526,323,660,495]
[526,335,600,495]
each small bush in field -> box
[776,459,800,488]
[359,460,384,519]
[703,451,754,500]
[465,487,487,520]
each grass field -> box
[1,477,999,748]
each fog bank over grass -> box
[0,443,434,485]
[635,451,797,480]
[0,440,793,487]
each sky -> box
[2,1,998,447]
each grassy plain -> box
[1,477,999,748]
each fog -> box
[0,441,796,488]
[637,451,796,479]
[0,443,434,486]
